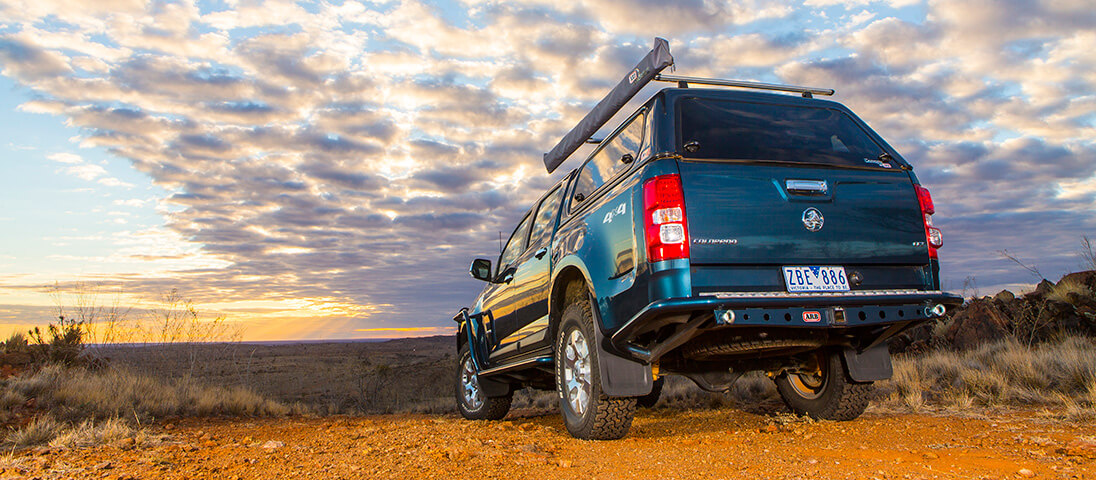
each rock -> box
[201,440,217,448]
[95,461,113,470]
[517,423,536,432]
[261,440,285,451]
[944,299,1010,350]
[993,290,1015,303]
[922,452,939,459]
[1058,270,1096,292]
[759,424,779,433]
[889,322,936,354]
[1032,279,1055,298]
[557,459,572,468]
[1059,439,1096,459]
[1017,468,1035,477]
[1033,300,1085,340]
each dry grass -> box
[6,417,62,449]
[48,417,142,449]
[878,336,1096,417]
[5,365,298,423]
[0,364,299,448]
[1046,278,1094,304]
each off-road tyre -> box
[773,350,872,421]
[555,286,636,440]
[636,377,664,409]
[455,344,511,420]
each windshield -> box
[678,97,888,168]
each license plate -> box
[782,266,850,293]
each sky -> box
[0,0,1093,341]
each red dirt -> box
[3,408,1094,479]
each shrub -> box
[7,417,62,448]
[2,333,28,354]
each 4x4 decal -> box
[602,203,626,224]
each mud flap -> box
[479,376,511,398]
[841,343,893,382]
[591,296,653,396]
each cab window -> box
[528,185,565,247]
[572,113,645,211]
[497,213,533,276]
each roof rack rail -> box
[654,74,834,98]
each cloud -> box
[47,153,83,164]
[0,0,1093,339]
[46,151,133,186]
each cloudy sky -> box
[0,0,1093,341]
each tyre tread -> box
[556,282,636,440]
[774,352,872,421]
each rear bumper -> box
[608,290,963,362]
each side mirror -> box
[469,259,493,282]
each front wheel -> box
[555,296,636,440]
[773,350,873,420]
[455,344,511,420]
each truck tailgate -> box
[678,161,928,266]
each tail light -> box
[643,174,689,262]
[915,185,943,258]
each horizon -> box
[1,1,1094,342]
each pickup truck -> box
[454,38,962,440]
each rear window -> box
[678,98,887,168]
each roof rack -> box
[654,74,834,98]
[540,39,837,173]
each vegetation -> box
[879,336,1096,418]
[0,286,284,449]
[3,266,1095,449]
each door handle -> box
[785,179,828,195]
[534,247,548,259]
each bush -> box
[2,333,28,354]
[26,316,86,367]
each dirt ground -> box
[3,407,1094,480]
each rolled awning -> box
[542,37,674,173]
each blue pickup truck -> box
[454,38,961,440]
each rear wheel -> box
[455,344,511,420]
[555,292,636,440]
[773,350,872,420]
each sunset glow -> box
[1,1,1093,341]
